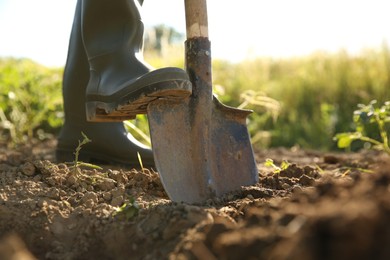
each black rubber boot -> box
[82,0,192,122]
[56,0,155,167]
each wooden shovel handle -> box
[184,0,208,38]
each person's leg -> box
[56,0,154,167]
[81,0,191,122]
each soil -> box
[1,138,390,260]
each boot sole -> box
[86,79,191,122]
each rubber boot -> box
[56,0,155,167]
[82,0,192,122]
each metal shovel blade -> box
[209,97,258,196]
[145,0,258,204]
[147,97,258,203]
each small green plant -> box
[264,158,290,174]
[113,197,140,220]
[334,100,390,154]
[67,132,117,187]
[71,132,103,171]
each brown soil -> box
[1,139,390,260]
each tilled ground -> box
[0,139,390,260]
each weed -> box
[264,158,290,174]
[137,152,145,174]
[113,197,140,221]
[334,100,390,154]
[66,133,117,187]
[71,132,103,171]
[339,167,374,177]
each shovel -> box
[146,0,258,203]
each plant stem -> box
[375,114,390,154]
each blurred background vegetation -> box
[1,25,389,151]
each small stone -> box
[57,163,68,170]
[323,154,339,164]
[246,194,254,200]
[102,192,112,201]
[19,162,36,176]
[77,186,86,193]
[82,192,98,204]
[33,160,56,176]
[108,170,128,184]
[111,187,125,198]
[84,199,95,208]
[111,195,124,207]
[96,179,116,191]
[33,175,42,182]
[299,174,315,186]
[66,174,78,186]
[292,185,303,194]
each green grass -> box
[212,45,390,150]
[0,58,63,144]
[2,44,390,151]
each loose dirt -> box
[1,139,389,260]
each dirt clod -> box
[1,141,390,259]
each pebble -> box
[111,195,124,207]
[291,185,303,194]
[111,187,125,198]
[82,192,98,204]
[97,179,116,191]
[66,175,78,186]
[33,175,42,182]
[19,162,36,176]
[108,170,128,184]
[84,199,95,208]
[102,192,112,201]
[246,194,255,200]
[57,163,68,170]
[299,174,315,186]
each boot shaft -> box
[63,0,89,122]
[81,0,145,60]
[62,0,147,123]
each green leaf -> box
[76,162,103,170]
[264,158,275,167]
[334,132,361,148]
[337,136,353,148]
[280,160,290,170]
[114,198,140,220]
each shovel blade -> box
[147,97,258,203]
[209,97,258,196]
[147,99,210,203]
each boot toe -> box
[86,68,192,122]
